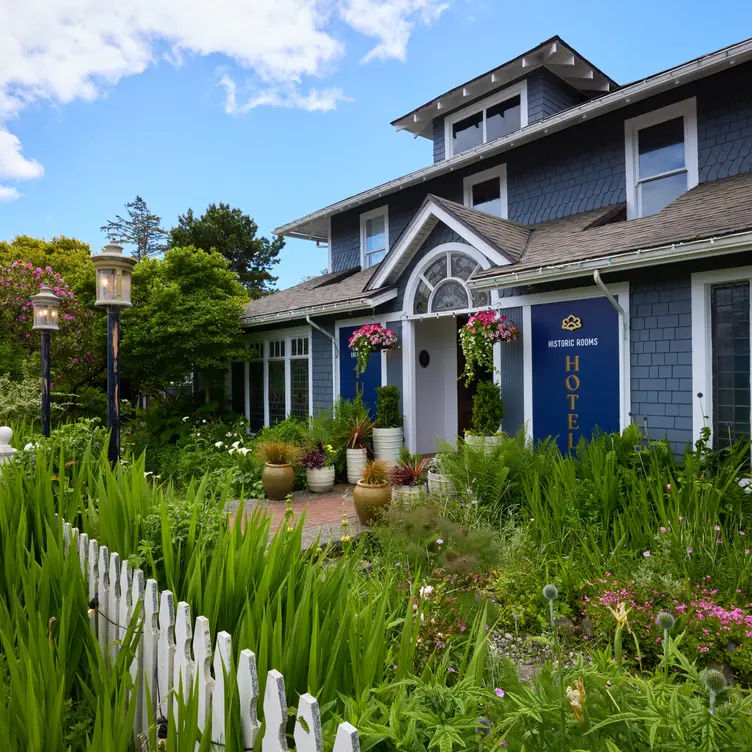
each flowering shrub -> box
[581,573,752,672]
[0,260,98,390]
[348,323,398,376]
[459,312,518,386]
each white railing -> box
[62,522,360,751]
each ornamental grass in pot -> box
[464,380,504,453]
[256,440,301,500]
[390,450,430,505]
[353,459,391,525]
[372,385,403,464]
[301,442,336,493]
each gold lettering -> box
[565,355,580,372]
[568,432,576,449]
[567,393,580,410]
[568,413,579,430]
[565,374,580,391]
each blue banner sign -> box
[531,297,619,453]
[338,325,381,415]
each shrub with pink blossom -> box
[459,311,519,385]
[348,323,398,375]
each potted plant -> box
[427,453,456,496]
[346,415,373,484]
[301,442,336,493]
[255,440,301,500]
[348,324,398,376]
[464,380,504,452]
[458,311,519,386]
[390,451,430,504]
[372,385,402,464]
[353,459,391,524]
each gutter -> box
[467,231,752,291]
[274,38,752,240]
[240,288,398,328]
[593,270,627,343]
[306,315,338,355]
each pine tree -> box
[100,196,168,261]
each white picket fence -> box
[61,521,360,751]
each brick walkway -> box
[228,484,365,547]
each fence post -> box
[212,632,232,747]
[193,616,213,738]
[157,590,175,722]
[173,602,194,720]
[261,670,288,752]
[238,649,261,748]
[97,546,109,658]
[294,694,323,752]
[143,579,160,729]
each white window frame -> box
[463,164,508,218]
[691,266,752,448]
[360,205,389,269]
[444,81,528,159]
[624,97,698,220]
[245,326,312,427]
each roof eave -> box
[273,37,752,240]
[467,231,752,291]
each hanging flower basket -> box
[459,311,519,386]
[348,324,398,376]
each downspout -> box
[594,269,631,430]
[306,315,338,355]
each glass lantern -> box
[30,285,61,331]
[92,243,136,308]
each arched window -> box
[411,250,491,315]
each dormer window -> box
[463,165,508,218]
[444,82,527,159]
[624,98,698,219]
[360,206,389,268]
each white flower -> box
[202,419,207,424]
[144,471,153,477]
[226,432,232,437]
[238,447,250,456]
[231,441,241,449]
[228,448,237,455]
[419,585,433,599]
[24,442,34,451]
[214,441,224,448]
[182,416,189,422]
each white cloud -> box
[0,185,21,202]
[0,0,448,199]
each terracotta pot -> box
[353,481,391,525]
[262,463,294,500]
[307,466,335,493]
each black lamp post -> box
[92,243,136,464]
[30,285,61,438]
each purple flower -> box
[643,551,650,558]
[495,688,505,698]
[714,525,721,532]
[686,547,693,554]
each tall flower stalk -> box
[656,611,675,684]
[543,584,566,744]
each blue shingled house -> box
[233,35,752,456]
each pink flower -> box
[717,538,723,544]
[715,525,721,532]
[660,527,667,534]
[643,551,650,558]
[666,483,671,490]
[686,547,693,554]
[495,688,505,698]
[739,531,745,536]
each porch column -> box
[401,318,417,453]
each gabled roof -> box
[391,36,617,139]
[241,267,396,327]
[470,172,752,289]
[274,36,752,243]
[365,195,525,291]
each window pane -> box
[451,253,478,281]
[231,362,245,415]
[414,280,430,314]
[639,171,687,217]
[711,282,750,449]
[291,360,309,420]
[249,361,264,430]
[366,215,386,252]
[366,250,386,267]
[431,279,469,312]
[486,95,521,142]
[268,360,286,425]
[470,177,501,216]
[452,111,483,154]
[424,255,449,287]
[638,117,685,179]
[472,289,490,308]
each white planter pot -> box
[392,484,427,505]
[346,448,368,485]
[373,426,403,464]
[464,433,501,454]
[427,470,455,496]
[306,466,335,493]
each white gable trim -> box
[367,198,512,291]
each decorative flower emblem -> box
[561,314,582,331]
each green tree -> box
[121,246,248,397]
[169,202,282,296]
[101,195,168,261]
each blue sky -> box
[0,0,749,289]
